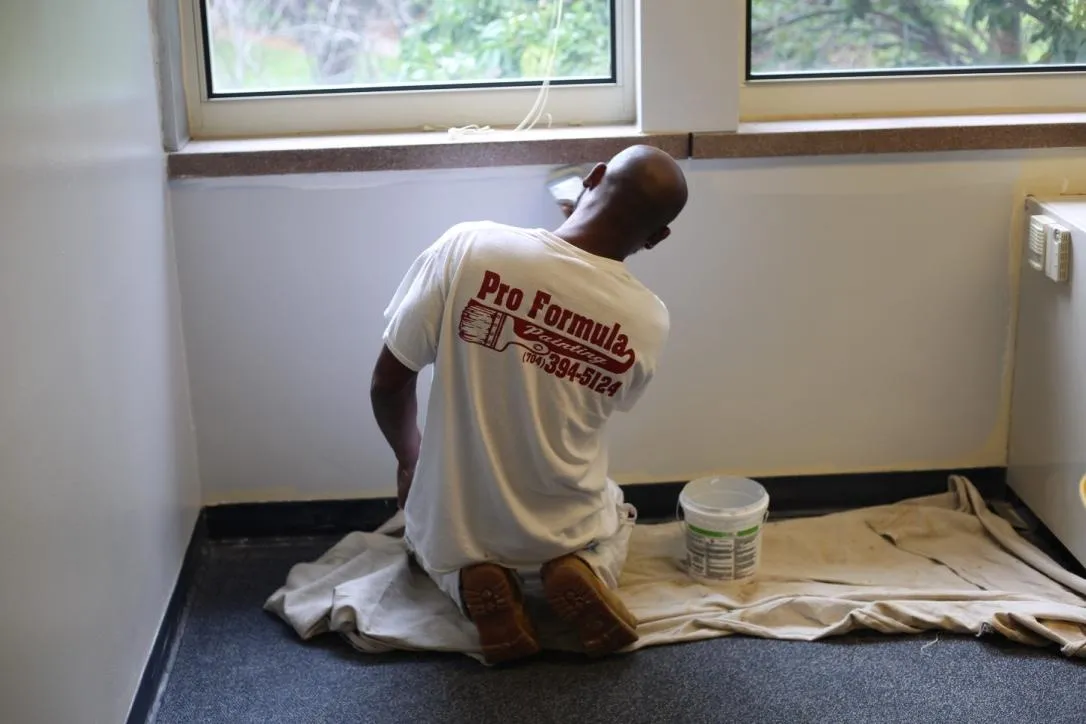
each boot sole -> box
[542,557,639,657]
[460,564,541,665]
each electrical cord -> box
[446,0,564,138]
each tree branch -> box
[751,9,849,40]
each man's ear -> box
[583,162,607,190]
[644,227,671,250]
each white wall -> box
[0,1,200,723]
[1009,198,1086,566]
[170,150,1086,504]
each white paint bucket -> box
[679,476,769,582]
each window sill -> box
[166,114,1086,179]
[693,113,1086,160]
[167,126,690,179]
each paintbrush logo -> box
[458,299,550,356]
[458,298,635,375]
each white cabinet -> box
[1009,197,1086,566]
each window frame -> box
[740,0,1086,122]
[179,0,637,139]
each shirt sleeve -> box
[614,303,669,413]
[382,228,463,372]
[615,370,654,413]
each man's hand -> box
[396,460,415,509]
[371,345,422,510]
[395,426,420,509]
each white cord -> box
[513,0,563,132]
[446,124,493,139]
[447,0,564,138]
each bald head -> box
[564,145,689,259]
[601,145,689,232]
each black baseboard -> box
[126,515,207,724]
[1003,487,1086,577]
[203,466,1006,540]
[627,466,1007,522]
[204,497,400,540]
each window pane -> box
[749,1,1086,77]
[203,0,614,96]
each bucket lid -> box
[680,476,768,517]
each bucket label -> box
[685,524,762,580]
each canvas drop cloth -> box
[266,477,1086,661]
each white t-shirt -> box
[383,221,669,574]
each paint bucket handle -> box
[677,503,769,525]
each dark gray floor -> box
[152,536,1086,724]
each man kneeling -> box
[370,146,688,664]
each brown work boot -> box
[460,563,541,665]
[541,555,639,657]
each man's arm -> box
[370,345,422,509]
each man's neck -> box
[553,219,627,263]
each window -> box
[180,0,635,137]
[742,1,1086,120]
[175,2,1085,141]
[749,0,1086,78]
